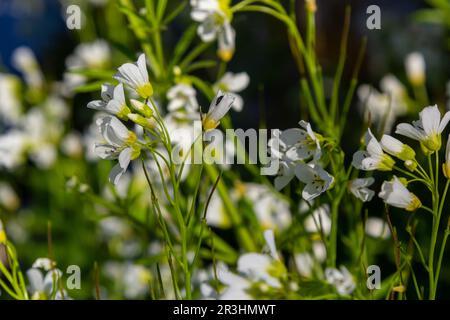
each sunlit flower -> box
[365,217,391,239]
[379,176,421,211]
[87,83,131,120]
[352,128,395,171]
[396,104,450,153]
[114,54,153,99]
[325,266,355,296]
[202,90,235,131]
[295,163,334,201]
[405,52,425,86]
[349,177,375,202]
[95,116,141,184]
[214,72,249,111]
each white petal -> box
[395,123,424,140]
[263,229,279,260]
[420,105,441,136]
[439,110,450,133]
[109,163,126,185]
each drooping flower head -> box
[378,176,421,211]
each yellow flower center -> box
[202,117,219,131]
[136,83,153,99]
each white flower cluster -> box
[267,121,334,201]
[352,104,450,211]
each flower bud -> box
[128,113,156,129]
[130,99,153,118]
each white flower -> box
[205,190,232,228]
[66,39,111,70]
[396,104,450,153]
[27,267,68,300]
[202,90,235,130]
[352,128,395,171]
[217,21,236,61]
[349,177,375,202]
[217,230,285,299]
[380,134,416,161]
[405,52,425,86]
[295,253,314,278]
[95,116,141,184]
[214,72,249,112]
[216,264,252,300]
[303,204,331,236]
[123,264,151,299]
[114,54,153,98]
[166,83,199,113]
[87,83,131,119]
[273,160,297,191]
[295,163,334,201]
[286,121,321,162]
[12,47,44,90]
[61,132,83,158]
[0,74,22,124]
[365,217,391,239]
[244,183,292,231]
[357,76,408,133]
[325,266,355,296]
[191,0,235,61]
[0,182,20,211]
[444,133,450,179]
[32,258,54,271]
[378,176,421,211]
[0,130,27,169]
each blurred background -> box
[0,0,449,299]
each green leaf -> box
[68,69,115,79]
[185,75,214,100]
[184,60,217,73]
[171,25,198,66]
[163,0,188,25]
[73,81,105,93]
